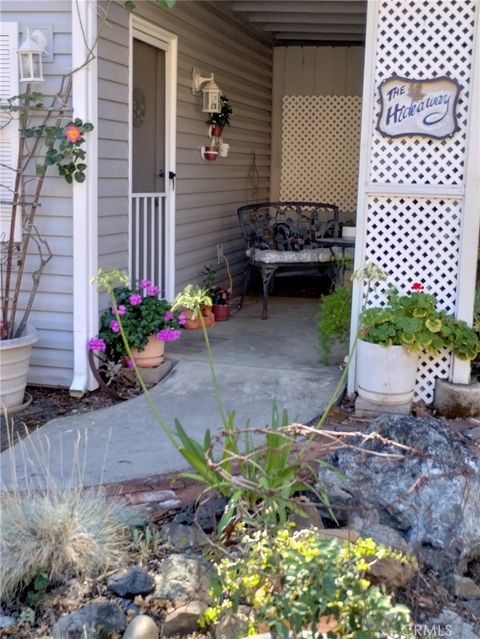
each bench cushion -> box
[246,246,343,264]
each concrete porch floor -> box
[1,296,345,491]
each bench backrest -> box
[237,201,339,251]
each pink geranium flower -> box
[139,279,152,289]
[129,293,143,305]
[110,319,120,333]
[164,310,174,321]
[157,329,181,342]
[112,305,126,316]
[88,337,106,352]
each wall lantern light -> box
[18,34,45,82]
[192,67,221,113]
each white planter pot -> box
[342,225,356,239]
[0,324,38,411]
[356,339,418,406]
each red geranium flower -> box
[411,282,425,291]
[65,124,82,143]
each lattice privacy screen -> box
[280,96,362,215]
[363,0,477,403]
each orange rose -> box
[65,124,82,143]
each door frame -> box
[129,15,177,299]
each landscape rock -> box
[215,606,251,639]
[122,614,159,639]
[288,496,325,530]
[160,522,209,550]
[0,615,15,629]
[162,600,207,636]
[427,609,480,639]
[317,416,480,579]
[349,513,409,553]
[368,555,416,590]
[53,601,126,639]
[174,496,228,532]
[153,554,212,605]
[108,565,155,598]
[455,575,480,599]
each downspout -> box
[70,0,98,395]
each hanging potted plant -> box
[1,88,93,411]
[207,95,233,138]
[88,278,184,368]
[357,282,480,411]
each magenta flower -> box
[88,337,106,352]
[157,329,181,342]
[178,312,186,326]
[147,285,160,296]
[111,305,126,316]
[139,279,152,289]
[110,319,120,333]
[164,310,174,321]
[126,358,135,369]
[129,293,143,305]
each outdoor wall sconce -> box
[18,34,45,82]
[192,67,221,113]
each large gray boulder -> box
[317,415,480,582]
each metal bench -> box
[237,201,341,319]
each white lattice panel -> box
[369,0,476,184]
[364,195,462,403]
[280,96,362,215]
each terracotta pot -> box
[130,334,165,367]
[213,304,229,321]
[182,308,215,330]
[201,305,216,328]
[210,124,223,138]
[204,145,218,161]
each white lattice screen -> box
[361,0,477,403]
[280,96,362,215]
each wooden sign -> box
[376,75,461,139]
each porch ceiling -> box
[222,0,367,45]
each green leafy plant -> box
[317,285,352,364]
[207,95,233,128]
[359,282,480,360]
[88,277,184,363]
[202,527,414,639]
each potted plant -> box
[173,284,215,329]
[207,95,233,137]
[208,286,231,321]
[88,278,184,368]
[341,217,356,239]
[357,282,480,410]
[1,89,93,411]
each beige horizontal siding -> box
[97,1,130,275]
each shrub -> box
[203,527,414,639]
[317,285,352,365]
[0,487,135,600]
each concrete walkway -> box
[1,297,344,490]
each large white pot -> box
[356,339,418,406]
[0,324,38,411]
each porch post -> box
[70,0,98,394]
[348,0,480,402]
